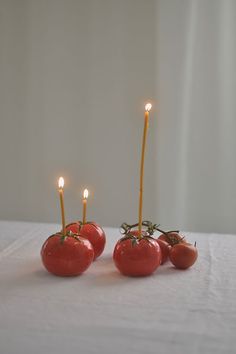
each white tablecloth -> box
[0,220,235,354]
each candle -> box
[82,188,89,224]
[58,177,66,235]
[138,102,152,237]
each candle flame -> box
[145,103,152,112]
[58,177,64,189]
[83,189,89,199]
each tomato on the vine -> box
[41,233,94,276]
[156,239,171,264]
[158,232,186,246]
[169,243,198,269]
[113,230,161,277]
[66,221,106,260]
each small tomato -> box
[156,239,171,264]
[169,243,198,269]
[66,221,106,260]
[158,232,186,246]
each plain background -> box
[0,0,236,234]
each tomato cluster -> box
[41,221,198,278]
[157,231,198,269]
[113,222,198,277]
[41,221,106,277]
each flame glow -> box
[58,177,64,189]
[83,189,89,199]
[145,103,152,112]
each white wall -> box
[1,0,236,234]
[0,0,157,228]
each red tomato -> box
[113,230,161,277]
[169,243,198,269]
[156,239,171,264]
[41,233,94,276]
[66,222,106,260]
[158,232,186,246]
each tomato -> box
[169,243,198,269]
[113,230,161,277]
[156,239,171,264]
[41,233,94,276]
[66,221,106,260]
[158,232,186,246]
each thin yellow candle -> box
[82,188,89,224]
[138,103,152,237]
[58,177,66,235]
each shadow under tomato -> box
[90,255,141,286]
[154,264,192,276]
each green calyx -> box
[56,230,81,244]
[119,232,155,247]
[120,220,181,246]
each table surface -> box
[0,220,235,354]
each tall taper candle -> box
[138,103,152,237]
